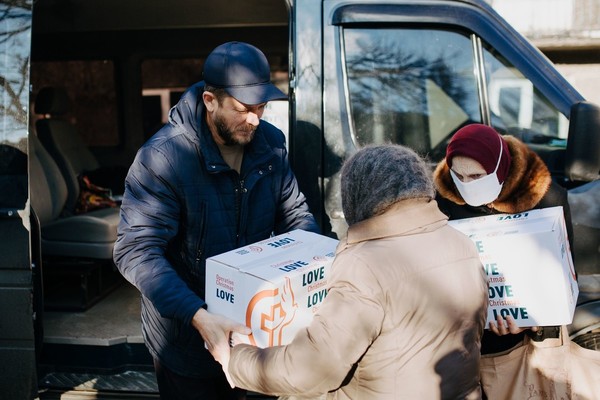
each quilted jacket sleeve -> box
[113,143,205,325]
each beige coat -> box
[228,199,488,399]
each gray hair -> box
[341,144,435,226]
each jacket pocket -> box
[176,199,207,294]
[190,200,208,291]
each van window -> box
[483,46,569,145]
[141,58,201,140]
[343,28,481,159]
[1,3,30,150]
[140,58,290,142]
[342,26,569,159]
[30,60,119,147]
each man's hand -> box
[488,315,539,336]
[191,308,251,386]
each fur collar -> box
[433,135,552,213]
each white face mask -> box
[450,136,504,207]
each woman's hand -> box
[488,315,539,336]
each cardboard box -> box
[205,229,339,348]
[448,206,578,328]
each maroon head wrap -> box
[446,124,512,183]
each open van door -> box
[0,0,38,398]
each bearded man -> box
[114,41,319,400]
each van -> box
[0,0,598,398]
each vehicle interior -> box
[31,0,288,396]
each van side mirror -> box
[565,101,600,182]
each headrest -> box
[35,87,70,115]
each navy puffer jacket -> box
[113,81,319,377]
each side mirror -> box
[565,101,600,182]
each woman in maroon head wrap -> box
[433,123,574,395]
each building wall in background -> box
[489,0,600,106]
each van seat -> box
[34,86,128,215]
[35,87,102,213]
[29,133,119,260]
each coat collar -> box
[433,135,551,214]
[344,199,448,246]
[169,81,276,174]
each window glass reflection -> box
[0,1,32,149]
[0,1,32,211]
[343,28,481,160]
[483,46,569,146]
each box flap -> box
[207,229,338,280]
[448,206,563,238]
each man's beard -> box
[214,112,256,146]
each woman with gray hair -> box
[218,144,489,399]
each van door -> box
[290,0,599,348]
[314,0,585,238]
[0,0,38,398]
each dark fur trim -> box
[433,135,551,213]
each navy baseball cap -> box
[203,41,287,105]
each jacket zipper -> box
[235,165,271,246]
[235,177,246,245]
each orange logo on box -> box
[245,277,298,346]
